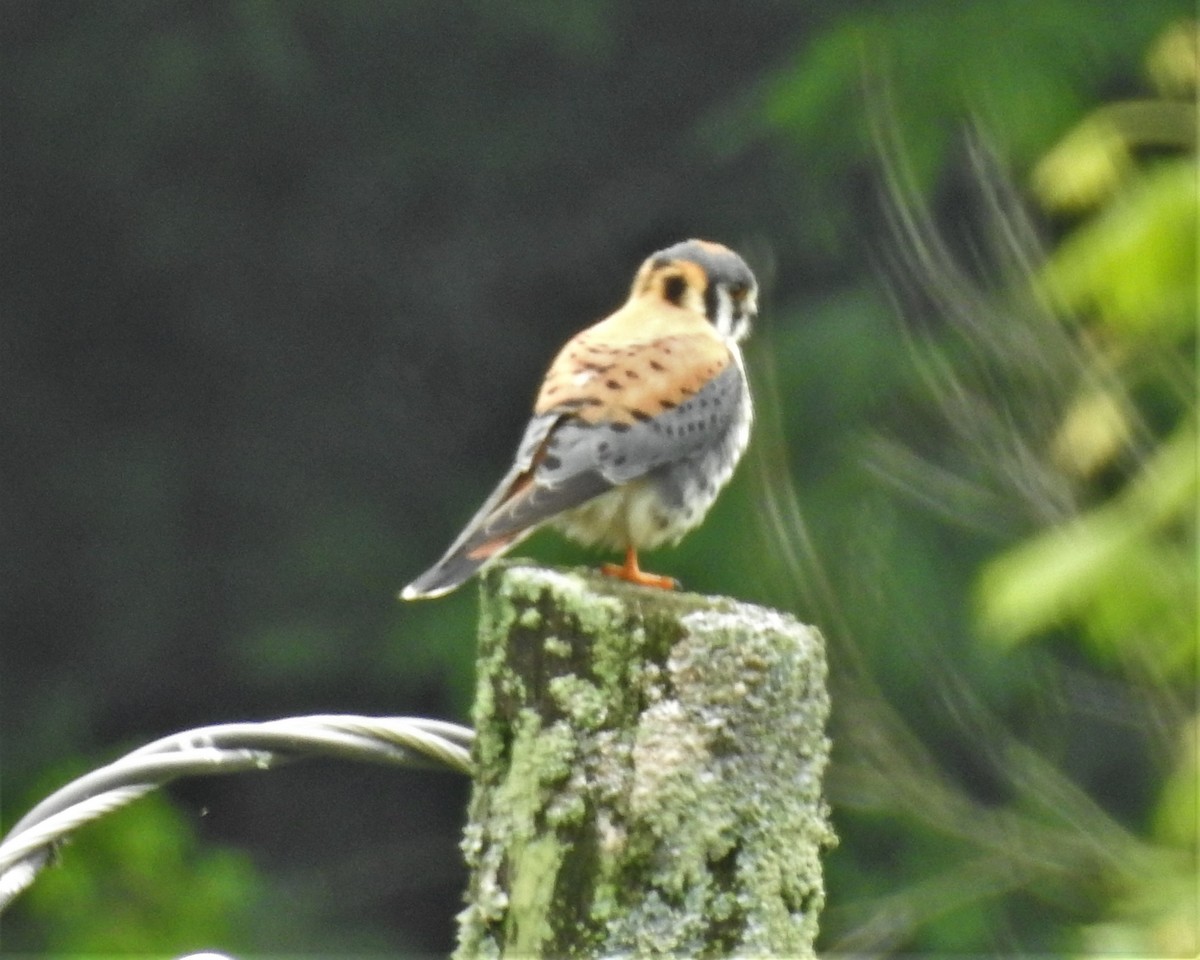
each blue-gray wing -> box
[400,361,746,599]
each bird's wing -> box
[401,330,742,599]
[400,411,607,599]
[534,327,744,484]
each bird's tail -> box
[399,530,525,600]
[399,428,610,600]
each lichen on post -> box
[455,559,835,959]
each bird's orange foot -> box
[601,547,679,591]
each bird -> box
[400,239,757,600]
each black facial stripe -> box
[703,283,720,324]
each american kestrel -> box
[401,239,757,600]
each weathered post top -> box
[455,560,835,959]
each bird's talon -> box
[601,563,678,590]
[601,549,679,590]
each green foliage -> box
[760,0,1186,256]
[980,427,1196,675]
[18,781,260,952]
[748,6,1196,956]
[975,28,1198,953]
[1041,160,1197,337]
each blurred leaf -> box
[1050,388,1135,479]
[1078,850,1200,958]
[1030,111,1135,211]
[1152,715,1199,848]
[1038,159,1198,336]
[978,424,1196,675]
[1031,101,1195,211]
[1146,18,1200,96]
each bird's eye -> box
[661,273,688,306]
[729,283,748,302]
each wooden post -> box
[454,561,835,959]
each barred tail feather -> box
[399,467,612,600]
[399,529,527,600]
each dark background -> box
[2,2,1194,955]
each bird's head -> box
[633,239,758,344]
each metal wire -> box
[0,714,474,912]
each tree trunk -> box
[454,560,835,959]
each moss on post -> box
[455,560,835,959]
